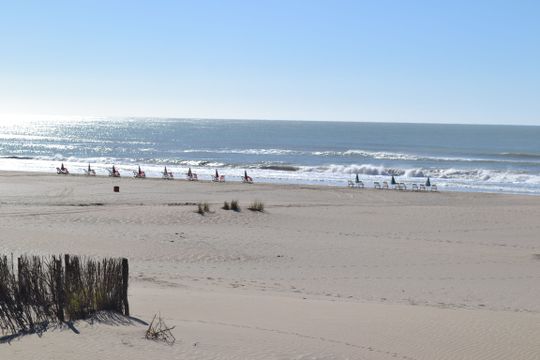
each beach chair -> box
[431,184,438,192]
[133,170,146,178]
[242,176,253,184]
[399,183,407,191]
[188,173,198,181]
[356,180,364,189]
[374,181,381,189]
[83,169,96,176]
[108,169,120,177]
[412,184,418,191]
[348,180,355,188]
[162,170,174,180]
[382,181,389,190]
[56,167,69,175]
[419,184,426,191]
[212,174,225,182]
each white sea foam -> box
[176,148,540,165]
[1,156,539,195]
[182,148,301,156]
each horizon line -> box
[0,113,538,127]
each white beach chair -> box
[374,182,381,189]
[83,169,96,176]
[412,184,418,191]
[348,180,355,188]
[56,167,69,175]
[399,183,407,191]
[242,176,253,184]
[187,173,198,181]
[382,181,389,190]
[431,184,438,192]
[356,180,364,189]
[419,184,426,191]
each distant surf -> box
[0,118,539,195]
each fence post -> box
[55,258,64,322]
[17,257,22,290]
[64,254,70,289]
[121,258,129,316]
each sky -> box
[0,0,539,125]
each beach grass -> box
[248,200,264,212]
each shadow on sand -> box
[0,311,148,345]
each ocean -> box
[1,118,539,195]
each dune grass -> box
[248,200,264,212]
[230,200,240,212]
[196,202,210,215]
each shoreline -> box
[1,169,539,199]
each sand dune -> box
[1,172,539,359]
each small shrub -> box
[196,203,205,215]
[248,200,264,212]
[196,202,211,215]
[230,200,240,212]
[222,201,230,210]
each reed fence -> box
[0,254,129,335]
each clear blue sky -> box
[0,0,539,125]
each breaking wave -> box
[175,148,540,165]
[291,163,540,184]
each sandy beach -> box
[0,171,539,359]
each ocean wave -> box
[177,148,540,165]
[498,152,540,159]
[258,164,300,172]
[1,156,540,193]
[295,164,540,184]
[1,155,34,160]
[182,148,301,156]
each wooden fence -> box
[0,254,129,334]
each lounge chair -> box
[212,175,225,182]
[399,183,407,190]
[356,180,364,189]
[242,176,253,184]
[188,173,198,181]
[56,167,69,175]
[348,180,355,188]
[133,170,146,178]
[382,181,389,190]
[419,184,426,191]
[108,168,121,177]
[374,181,381,189]
[162,170,174,180]
[431,184,438,192]
[84,169,96,176]
[412,184,418,191]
